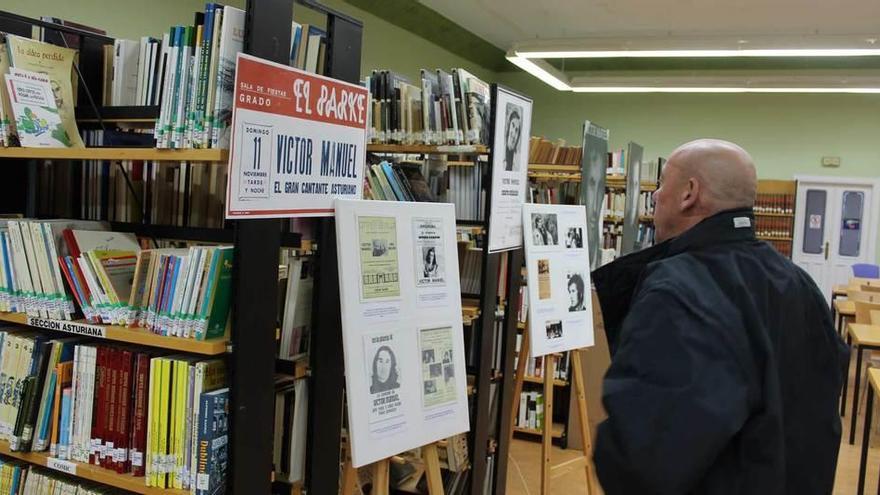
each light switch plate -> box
[822,156,841,167]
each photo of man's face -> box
[375,349,392,383]
[568,282,579,308]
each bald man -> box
[592,139,847,495]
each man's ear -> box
[681,177,699,210]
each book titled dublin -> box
[196,387,229,495]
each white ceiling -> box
[419,0,880,49]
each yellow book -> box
[146,357,160,488]
[158,358,171,489]
[168,359,179,489]
[5,34,85,148]
[176,360,191,489]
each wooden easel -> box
[341,441,445,495]
[508,327,598,494]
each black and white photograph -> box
[566,271,588,312]
[487,86,532,253]
[503,102,524,172]
[429,362,442,378]
[531,213,559,246]
[565,227,583,249]
[369,344,401,394]
[545,320,563,340]
[582,122,608,269]
[413,217,447,288]
[443,364,454,383]
[424,380,437,395]
[422,349,435,364]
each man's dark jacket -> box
[591,208,848,495]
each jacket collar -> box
[666,207,757,256]
[591,207,756,354]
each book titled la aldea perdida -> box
[4,68,72,148]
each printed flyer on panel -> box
[487,86,532,253]
[336,200,469,467]
[522,204,595,357]
[225,53,368,218]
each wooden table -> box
[857,368,880,494]
[836,299,857,336]
[845,323,880,444]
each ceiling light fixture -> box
[516,48,880,59]
[505,55,571,90]
[570,86,880,93]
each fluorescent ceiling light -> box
[517,49,880,59]
[505,55,571,91]
[570,86,880,93]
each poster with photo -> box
[522,204,595,357]
[336,200,470,467]
[413,218,446,287]
[364,331,406,435]
[419,326,457,409]
[487,86,532,253]
[580,121,609,270]
[358,216,401,301]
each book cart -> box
[0,1,360,494]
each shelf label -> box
[27,316,106,338]
[225,53,368,219]
[47,457,77,475]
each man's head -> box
[653,139,758,243]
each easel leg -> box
[541,354,556,494]
[508,329,530,448]
[423,443,445,495]
[571,351,596,495]
[371,459,390,495]
[341,442,361,495]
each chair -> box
[855,300,880,324]
[853,263,880,279]
[871,310,880,325]
[862,285,880,294]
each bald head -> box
[653,139,757,242]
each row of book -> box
[289,22,327,74]
[366,68,491,146]
[755,217,793,238]
[515,391,545,431]
[527,181,581,206]
[0,219,234,340]
[363,161,434,202]
[276,254,313,361]
[755,193,795,215]
[449,165,485,222]
[153,4,245,150]
[527,137,582,166]
[0,328,228,492]
[602,224,624,255]
[603,192,626,219]
[638,191,655,217]
[514,346,570,382]
[0,460,119,494]
[272,376,308,484]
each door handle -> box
[824,241,829,260]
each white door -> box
[793,176,880,301]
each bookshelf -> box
[0,312,228,355]
[0,147,228,162]
[522,375,568,387]
[366,144,490,155]
[755,179,798,258]
[0,440,187,495]
[0,2,359,494]
[513,422,565,439]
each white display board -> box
[335,199,470,467]
[225,53,368,218]
[487,86,532,253]
[522,204,595,357]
